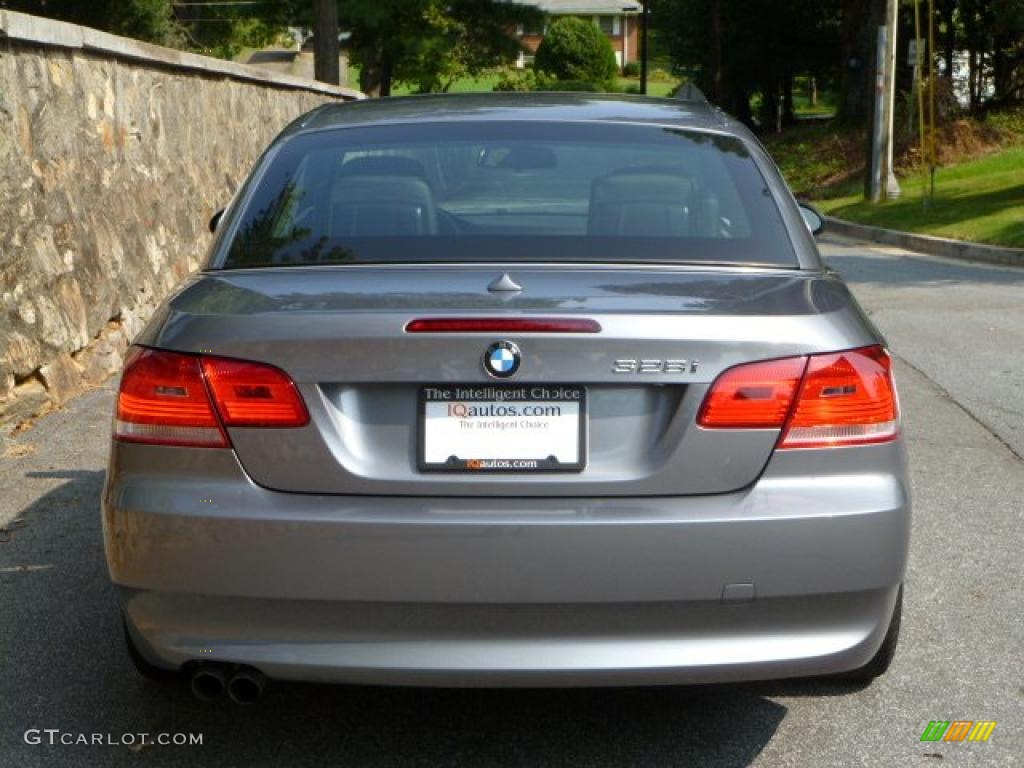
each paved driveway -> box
[1,237,1021,767]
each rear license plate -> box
[419,385,586,472]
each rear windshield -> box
[218,121,797,269]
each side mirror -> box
[209,208,226,233]
[798,203,825,236]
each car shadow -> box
[0,469,862,768]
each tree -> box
[343,1,540,96]
[406,0,540,93]
[268,1,540,96]
[656,0,841,128]
[534,16,618,85]
[108,0,181,46]
[1,0,182,46]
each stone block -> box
[38,353,83,404]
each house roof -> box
[507,1,642,14]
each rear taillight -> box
[201,357,309,428]
[698,345,899,449]
[696,357,806,428]
[779,345,898,448]
[115,348,308,447]
[115,348,228,447]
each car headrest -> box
[337,155,429,181]
[329,175,438,237]
[589,170,695,236]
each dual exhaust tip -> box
[190,664,266,704]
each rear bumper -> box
[104,442,911,686]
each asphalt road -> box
[1,236,1021,767]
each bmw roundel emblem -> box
[483,340,521,379]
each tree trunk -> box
[759,78,780,133]
[838,0,885,123]
[940,0,956,79]
[708,0,722,103]
[313,0,340,85]
[358,48,394,99]
[380,55,393,97]
[992,35,1011,101]
[968,47,978,109]
[783,72,795,125]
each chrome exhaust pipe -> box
[227,667,266,705]
[190,664,228,702]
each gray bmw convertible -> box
[103,93,909,703]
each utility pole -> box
[882,0,901,199]
[870,0,901,201]
[313,0,340,85]
[639,1,649,95]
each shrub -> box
[493,66,537,92]
[648,67,673,83]
[622,61,641,78]
[534,17,617,85]
[493,66,555,92]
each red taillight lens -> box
[201,357,309,428]
[115,347,228,447]
[698,345,899,449]
[697,357,807,428]
[115,348,309,446]
[779,345,898,448]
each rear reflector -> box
[405,317,601,334]
[115,347,228,448]
[698,345,899,449]
[201,357,309,428]
[115,347,308,447]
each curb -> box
[824,217,1024,268]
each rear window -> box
[218,121,797,269]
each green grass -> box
[346,65,681,97]
[792,92,836,118]
[614,77,680,97]
[816,146,1024,248]
[763,121,864,199]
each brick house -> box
[509,1,642,71]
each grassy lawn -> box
[816,146,1024,248]
[763,121,865,198]
[614,77,680,97]
[346,65,681,98]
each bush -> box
[493,66,537,92]
[622,61,641,78]
[534,17,617,85]
[492,66,555,92]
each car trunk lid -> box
[140,264,874,497]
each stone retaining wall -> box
[0,11,360,430]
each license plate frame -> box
[418,384,587,473]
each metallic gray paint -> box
[104,94,910,686]
[105,439,909,683]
